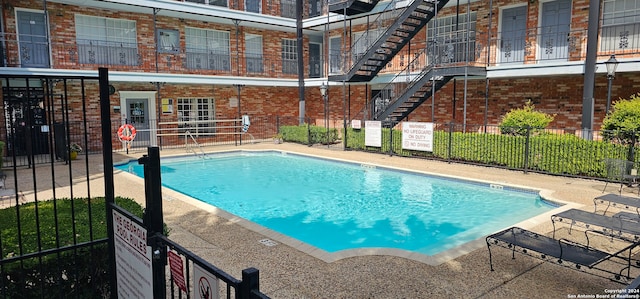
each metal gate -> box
[0,68,268,298]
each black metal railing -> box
[341,121,637,180]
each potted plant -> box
[69,143,82,160]
[272,133,284,144]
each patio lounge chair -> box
[594,193,640,215]
[551,208,640,241]
[486,227,640,281]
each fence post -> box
[523,126,531,174]
[447,121,454,162]
[628,132,637,162]
[138,147,166,299]
[99,68,119,299]
[388,122,394,157]
[307,117,311,146]
[239,267,260,299]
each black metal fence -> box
[0,71,270,298]
[340,121,636,181]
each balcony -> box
[182,0,320,19]
[0,34,325,79]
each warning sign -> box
[113,209,153,299]
[401,121,433,152]
[193,263,219,299]
[168,250,187,293]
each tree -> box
[499,100,555,136]
[601,93,640,145]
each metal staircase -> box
[329,0,380,16]
[368,49,443,123]
[329,0,449,83]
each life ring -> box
[117,124,137,142]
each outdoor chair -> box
[603,159,639,195]
[594,193,640,215]
[551,208,640,241]
[486,227,640,281]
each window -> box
[427,12,477,64]
[185,27,230,71]
[75,15,138,65]
[329,36,342,75]
[282,39,297,75]
[245,34,263,73]
[158,29,179,53]
[281,0,296,18]
[352,28,384,62]
[177,98,215,134]
[245,0,261,13]
[185,0,227,8]
[601,0,640,51]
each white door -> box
[119,91,157,147]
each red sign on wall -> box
[168,250,187,293]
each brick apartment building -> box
[0,0,637,155]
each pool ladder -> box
[184,131,208,159]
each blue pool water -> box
[117,151,556,255]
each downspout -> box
[296,0,305,124]
[153,8,161,147]
[43,0,51,68]
[452,0,459,123]
[484,0,493,132]
[462,0,470,131]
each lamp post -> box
[605,54,619,114]
[319,83,329,147]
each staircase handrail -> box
[349,47,430,121]
[340,0,412,72]
[373,50,435,120]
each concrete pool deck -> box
[10,142,638,298]
[111,142,640,298]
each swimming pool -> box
[117,151,557,258]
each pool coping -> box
[115,148,580,266]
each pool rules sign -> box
[402,122,434,152]
[113,209,153,299]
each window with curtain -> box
[601,0,640,51]
[282,39,297,74]
[185,27,230,71]
[245,0,261,13]
[245,34,263,73]
[329,36,342,75]
[177,98,216,134]
[281,0,296,18]
[352,28,384,62]
[184,0,227,7]
[75,15,138,65]
[427,12,477,64]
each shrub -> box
[499,100,555,136]
[601,92,640,145]
[280,124,339,144]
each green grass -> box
[0,197,143,258]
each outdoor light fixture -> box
[604,54,619,114]
[319,83,328,97]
